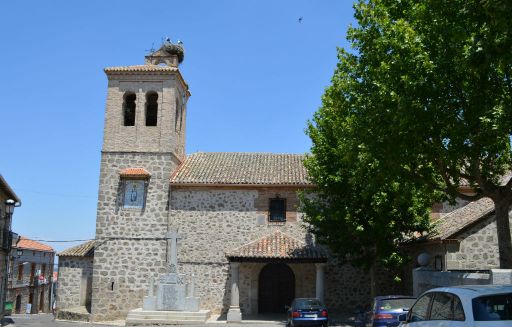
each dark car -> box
[357,295,416,327]
[286,298,329,327]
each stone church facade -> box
[56,42,511,322]
[57,43,371,322]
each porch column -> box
[227,262,242,322]
[315,263,326,302]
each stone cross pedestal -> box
[142,229,199,311]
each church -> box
[56,41,373,322]
[56,40,507,323]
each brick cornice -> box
[104,66,190,96]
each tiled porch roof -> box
[58,240,95,257]
[226,230,327,262]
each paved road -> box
[5,313,287,327]
[5,313,354,327]
[5,314,120,327]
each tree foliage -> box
[302,0,512,269]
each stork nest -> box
[163,43,185,63]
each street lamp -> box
[4,199,16,251]
[5,199,15,216]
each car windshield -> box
[295,299,323,309]
[472,293,512,321]
[377,298,416,311]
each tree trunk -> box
[370,264,377,299]
[494,199,512,269]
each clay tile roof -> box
[104,65,179,73]
[227,230,327,262]
[58,240,95,257]
[431,197,495,240]
[171,152,312,186]
[16,237,53,252]
[119,168,151,178]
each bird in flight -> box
[298,16,303,23]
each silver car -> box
[398,285,512,326]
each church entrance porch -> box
[225,231,328,321]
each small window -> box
[175,97,180,131]
[431,292,454,320]
[430,292,465,321]
[473,294,512,321]
[179,103,184,131]
[145,92,158,126]
[409,293,433,322]
[123,92,136,126]
[122,180,146,209]
[269,197,286,222]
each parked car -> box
[398,285,512,326]
[355,295,416,327]
[286,298,329,327]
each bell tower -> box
[102,39,189,158]
[91,39,190,321]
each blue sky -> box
[1,0,356,253]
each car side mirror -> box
[398,313,407,322]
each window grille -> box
[269,197,286,222]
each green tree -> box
[301,45,439,284]
[303,0,512,269]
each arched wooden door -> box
[258,263,295,313]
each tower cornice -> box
[104,65,190,95]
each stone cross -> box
[166,229,181,273]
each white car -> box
[398,285,512,326]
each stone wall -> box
[91,152,179,321]
[57,256,93,310]
[409,213,500,272]
[171,186,372,316]
[446,214,499,269]
[172,187,306,315]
